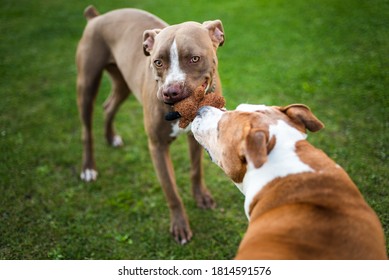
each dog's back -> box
[236,163,388,259]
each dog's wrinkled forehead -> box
[235,103,324,133]
[234,104,280,126]
[235,104,287,126]
[153,22,211,55]
[143,19,224,58]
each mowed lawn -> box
[0,0,388,259]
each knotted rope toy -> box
[165,86,225,128]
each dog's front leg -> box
[148,139,192,245]
[188,134,216,209]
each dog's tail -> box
[84,5,100,21]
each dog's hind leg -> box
[76,39,108,182]
[103,64,130,147]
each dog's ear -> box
[143,29,161,56]
[279,104,324,132]
[243,129,268,169]
[202,20,225,48]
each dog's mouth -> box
[163,79,210,106]
[164,79,212,121]
[202,80,210,93]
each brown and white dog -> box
[76,6,225,244]
[192,104,387,259]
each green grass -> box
[1,0,388,259]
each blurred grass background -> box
[0,0,388,259]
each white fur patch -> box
[165,40,186,85]
[80,169,98,182]
[242,120,314,218]
[236,104,270,112]
[191,107,224,164]
[170,121,191,138]
[112,135,123,147]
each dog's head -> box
[143,20,224,104]
[191,104,324,184]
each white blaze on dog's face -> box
[142,21,225,104]
[191,106,225,167]
[192,104,324,187]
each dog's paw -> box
[111,135,124,147]
[80,169,98,182]
[170,218,193,245]
[194,187,216,209]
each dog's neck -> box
[235,120,315,219]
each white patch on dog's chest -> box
[243,120,315,218]
[170,121,191,138]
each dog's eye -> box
[154,59,163,68]
[190,56,200,64]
